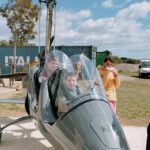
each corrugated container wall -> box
[96,50,111,66]
[0,45,97,74]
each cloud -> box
[101,0,133,9]
[0,16,11,41]
[32,9,92,45]
[1,1,150,58]
[116,1,150,20]
[52,1,150,58]
[101,0,115,8]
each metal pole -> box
[45,0,54,57]
[38,2,41,54]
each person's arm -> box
[102,72,109,88]
[97,67,109,89]
[114,74,120,88]
[111,68,120,88]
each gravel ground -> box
[0,117,147,150]
[0,117,54,150]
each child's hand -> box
[110,68,118,77]
[94,80,100,86]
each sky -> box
[0,0,150,59]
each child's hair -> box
[64,72,77,80]
[104,56,114,63]
[46,53,58,63]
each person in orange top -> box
[97,56,120,114]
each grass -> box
[117,79,150,126]
[0,103,24,111]
[13,92,24,99]
[0,77,150,126]
[0,92,26,117]
[119,71,138,77]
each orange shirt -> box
[97,66,120,101]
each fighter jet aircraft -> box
[0,49,130,150]
[0,0,130,149]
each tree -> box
[0,0,39,75]
[112,56,122,64]
[120,57,140,64]
[0,40,10,46]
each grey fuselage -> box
[26,52,130,150]
[27,79,130,150]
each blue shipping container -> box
[0,45,97,74]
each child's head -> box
[103,56,114,69]
[45,57,58,76]
[65,73,77,90]
[46,58,58,71]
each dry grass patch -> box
[117,79,150,126]
[0,90,26,117]
[1,78,150,126]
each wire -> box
[53,1,56,52]
[38,1,42,54]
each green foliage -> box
[112,56,122,64]
[0,40,10,46]
[0,0,39,73]
[121,57,140,64]
[0,40,36,46]
[111,55,140,64]
[0,0,39,46]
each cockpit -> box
[38,50,107,122]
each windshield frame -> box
[141,61,150,68]
[47,54,107,117]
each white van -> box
[139,59,150,78]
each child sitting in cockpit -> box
[39,55,58,83]
[64,73,81,96]
[57,73,82,113]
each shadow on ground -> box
[0,117,55,150]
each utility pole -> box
[39,0,56,57]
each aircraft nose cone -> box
[65,101,130,150]
[78,115,129,150]
[89,116,127,149]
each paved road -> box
[123,125,147,150]
[119,74,138,81]
[0,117,147,150]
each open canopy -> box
[47,50,107,115]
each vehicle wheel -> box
[139,73,141,78]
[0,127,2,143]
[139,73,143,78]
[25,94,30,115]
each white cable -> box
[38,1,41,54]
[53,3,56,51]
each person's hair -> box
[46,54,57,63]
[104,56,114,63]
[64,72,77,80]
